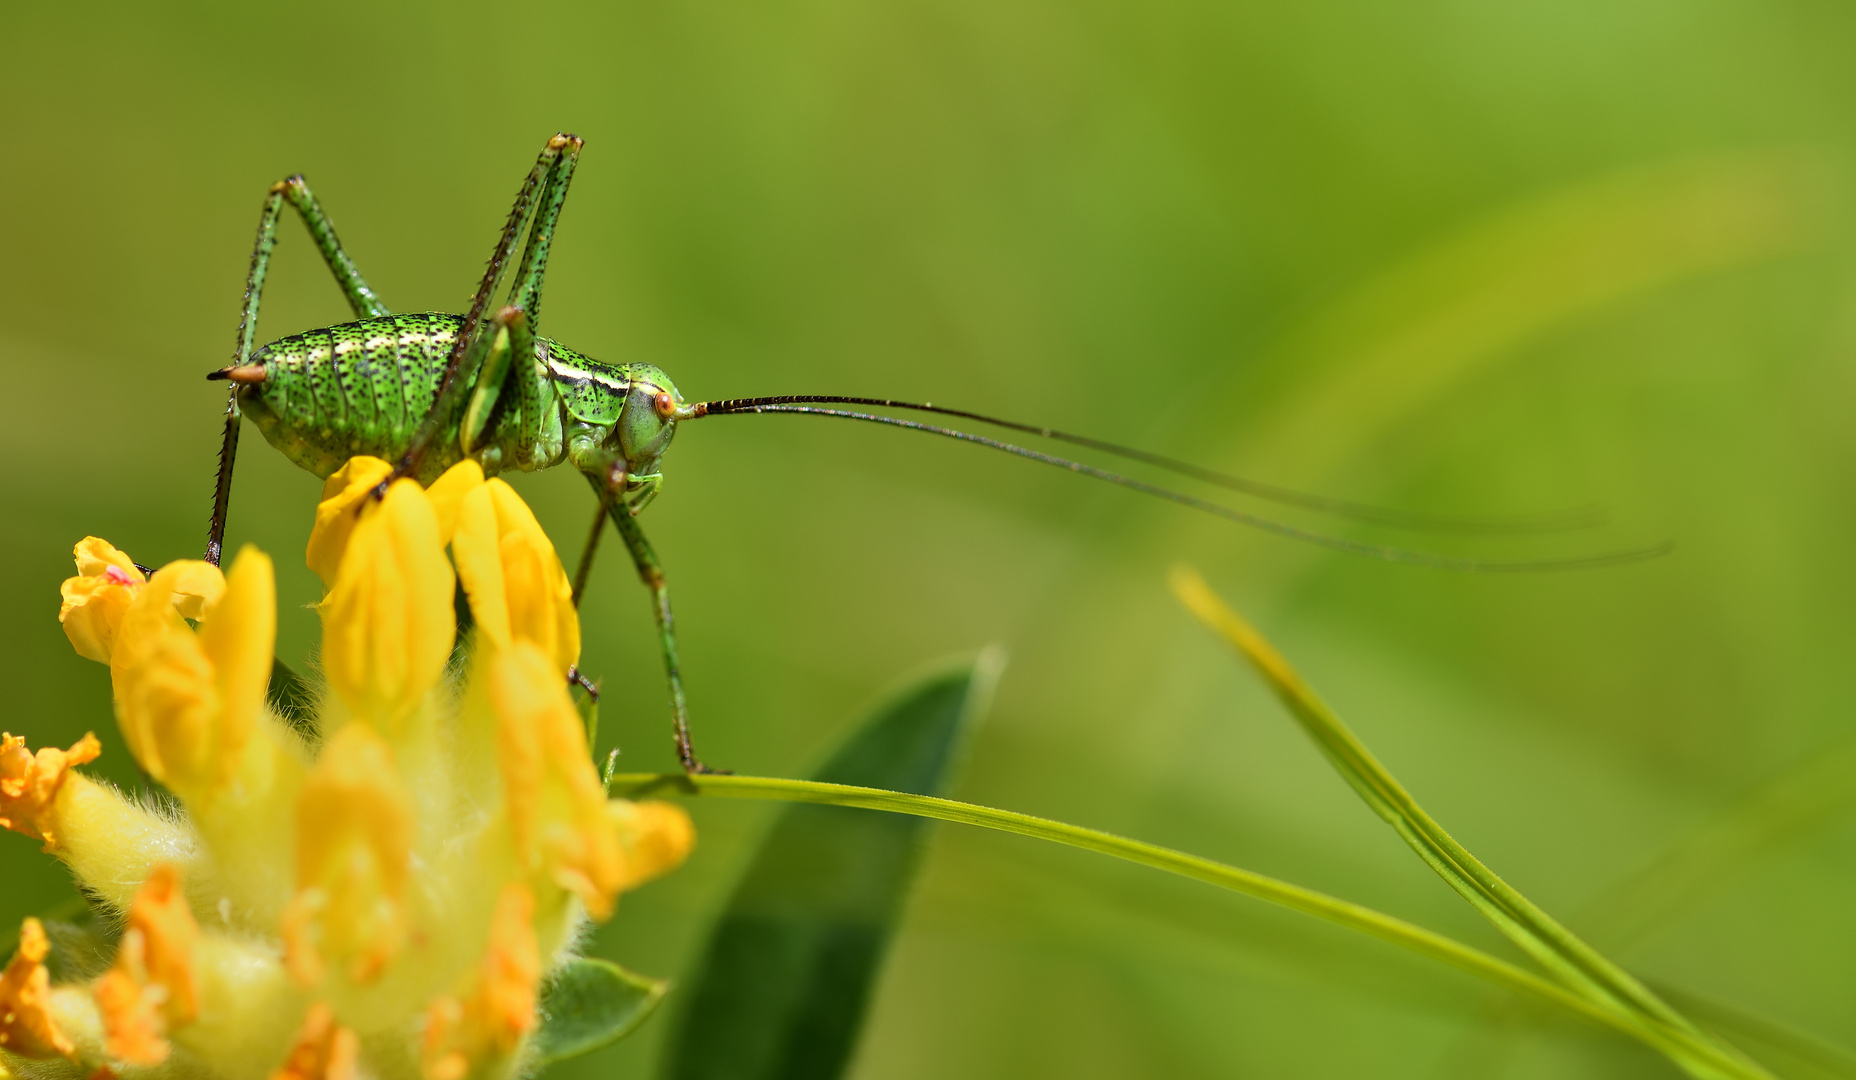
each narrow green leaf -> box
[533,957,669,1064]
[1169,566,1772,1080]
[659,652,1002,1080]
[1651,982,1856,1080]
[611,771,1695,1064]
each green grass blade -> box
[1168,566,1771,1080]
[1651,982,1856,1080]
[612,771,1719,1068]
[532,958,670,1065]
[1454,736,1856,1077]
[657,653,1002,1080]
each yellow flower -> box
[279,723,414,987]
[109,549,275,800]
[59,538,223,664]
[18,462,694,1080]
[0,731,101,850]
[93,865,201,1066]
[0,918,74,1061]
[317,479,455,733]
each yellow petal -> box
[608,800,697,891]
[60,538,146,664]
[60,573,136,664]
[451,485,510,651]
[198,546,276,775]
[164,560,229,621]
[487,480,578,672]
[451,479,578,671]
[74,537,143,581]
[281,724,413,987]
[319,480,455,733]
[110,563,246,798]
[0,732,102,851]
[305,457,396,590]
[487,643,622,918]
[426,459,486,548]
[0,918,76,1060]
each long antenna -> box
[689,400,1671,572]
[688,395,1599,534]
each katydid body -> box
[203,133,1663,777]
[208,134,716,770]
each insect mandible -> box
[204,133,1664,774]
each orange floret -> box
[94,932,165,1066]
[94,866,203,1065]
[127,866,200,1024]
[0,918,76,1060]
[270,1003,358,1080]
[476,884,540,1052]
[0,732,101,850]
[419,885,539,1080]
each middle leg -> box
[584,472,720,774]
[571,492,609,608]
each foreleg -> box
[393,134,580,486]
[459,305,537,458]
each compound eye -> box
[654,392,675,418]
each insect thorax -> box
[236,313,647,482]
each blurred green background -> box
[4,0,1854,1076]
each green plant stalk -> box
[612,772,1712,1069]
[1167,566,1771,1080]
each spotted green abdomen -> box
[238,313,455,478]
